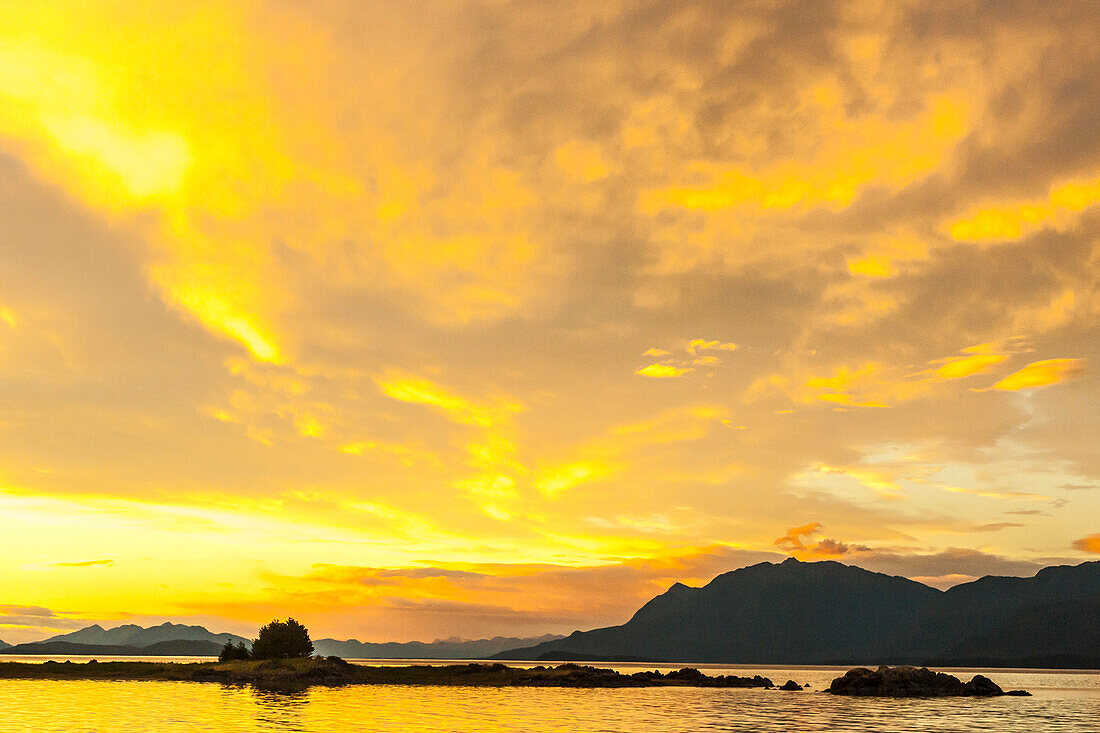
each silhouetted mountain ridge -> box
[494,559,1100,668]
[4,639,225,656]
[312,634,564,659]
[42,622,248,647]
[9,622,560,660]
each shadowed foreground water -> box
[0,667,1096,732]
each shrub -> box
[250,618,314,660]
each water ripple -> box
[0,669,1097,732]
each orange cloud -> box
[774,522,823,551]
[774,523,871,558]
[992,358,1087,391]
[1072,535,1100,554]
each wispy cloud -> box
[992,359,1087,391]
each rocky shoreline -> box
[0,659,1031,697]
[0,658,777,690]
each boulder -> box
[827,666,1021,697]
[779,680,803,691]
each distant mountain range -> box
[2,621,560,659]
[2,622,248,656]
[0,638,9,650]
[43,622,249,648]
[494,558,1100,668]
[311,634,563,659]
[3,639,226,656]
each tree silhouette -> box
[250,618,314,659]
[218,638,251,662]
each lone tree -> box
[218,639,251,662]
[250,618,314,659]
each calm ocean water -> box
[0,662,1096,732]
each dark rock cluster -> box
[827,665,1029,697]
[529,664,774,688]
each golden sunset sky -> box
[1,1,1098,645]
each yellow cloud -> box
[0,2,562,366]
[992,358,1087,391]
[809,465,907,499]
[686,339,719,355]
[536,461,615,497]
[635,363,693,378]
[640,96,967,216]
[1073,534,1100,554]
[375,372,508,426]
[933,353,1008,380]
[846,255,894,278]
[686,338,737,355]
[754,342,1027,409]
[950,176,1100,242]
[817,393,889,408]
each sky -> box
[1,0,1098,645]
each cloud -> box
[949,176,1100,242]
[970,522,1025,533]
[1,1,1099,644]
[774,523,871,558]
[374,371,516,427]
[193,546,784,640]
[686,339,738,356]
[1072,534,1100,553]
[50,559,113,567]
[774,522,823,551]
[635,363,693,378]
[0,604,106,644]
[1060,483,1098,491]
[851,548,1074,589]
[992,358,1087,391]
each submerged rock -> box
[827,666,1026,697]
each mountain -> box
[15,622,558,660]
[0,638,9,650]
[494,558,1100,668]
[42,622,248,648]
[313,634,564,659]
[3,639,225,656]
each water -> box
[0,664,1096,732]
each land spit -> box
[0,658,776,690]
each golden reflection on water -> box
[0,672,1097,733]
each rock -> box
[779,680,803,690]
[1004,690,1032,696]
[828,666,1023,697]
[963,674,1003,696]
